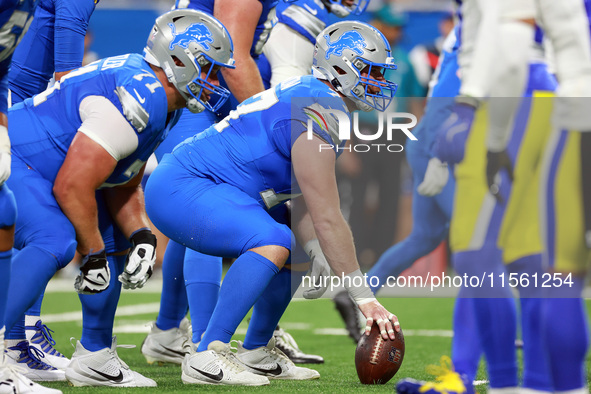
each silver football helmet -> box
[312,21,398,112]
[143,9,235,113]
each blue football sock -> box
[454,248,517,388]
[0,249,11,329]
[5,315,25,340]
[197,251,279,351]
[508,255,552,391]
[541,278,588,392]
[5,246,59,333]
[244,267,305,350]
[184,249,222,343]
[451,292,481,384]
[25,292,44,318]
[79,255,124,351]
[156,241,188,331]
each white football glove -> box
[75,250,110,294]
[0,152,10,186]
[303,239,331,299]
[417,157,449,197]
[119,229,157,289]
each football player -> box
[264,0,368,86]
[141,0,277,365]
[0,0,63,392]
[5,0,99,373]
[144,20,400,386]
[3,9,235,387]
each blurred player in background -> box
[145,21,400,386]
[399,0,591,392]
[0,0,63,392]
[264,0,368,87]
[3,9,235,387]
[5,0,99,373]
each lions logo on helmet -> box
[168,23,214,51]
[324,31,367,59]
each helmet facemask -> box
[348,56,398,112]
[185,53,233,113]
[326,0,370,17]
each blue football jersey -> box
[276,0,329,44]
[9,53,181,186]
[0,0,37,112]
[174,0,278,57]
[8,0,99,104]
[170,75,347,207]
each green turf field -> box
[36,283,591,393]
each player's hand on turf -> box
[434,102,476,164]
[486,150,513,204]
[75,249,110,294]
[417,157,448,197]
[303,240,330,299]
[0,151,10,186]
[119,229,157,289]
[359,300,400,340]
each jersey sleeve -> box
[78,95,139,161]
[54,0,97,72]
[113,68,166,133]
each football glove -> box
[434,102,476,165]
[119,229,157,289]
[75,249,110,294]
[0,151,10,186]
[417,158,449,197]
[486,150,513,204]
[302,239,330,299]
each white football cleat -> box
[0,363,63,394]
[181,341,269,386]
[141,318,191,365]
[25,318,70,371]
[273,326,324,364]
[65,338,156,387]
[5,341,65,382]
[235,337,320,380]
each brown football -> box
[355,324,405,385]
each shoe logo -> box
[89,367,124,383]
[190,366,223,382]
[250,364,282,376]
[133,88,146,104]
[161,344,188,357]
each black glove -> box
[74,249,110,294]
[119,229,157,289]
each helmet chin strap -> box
[186,97,205,113]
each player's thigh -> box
[7,158,76,262]
[96,190,130,254]
[540,129,589,275]
[145,162,292,258]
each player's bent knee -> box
[32,234,77,269]
[248,245,290,268]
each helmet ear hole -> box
[171,56,185,67]
[333,66,347,75]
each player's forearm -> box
[53,184,103,254]
[312,214,359,276]
[220,57,265,103]
[104,185,151,240]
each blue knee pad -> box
[0,185,17,228]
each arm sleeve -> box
[54,0,96,72]
[78,95,139,161]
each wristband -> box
[343,269,376,305]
